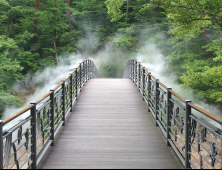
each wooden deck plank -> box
[38,79,182,169]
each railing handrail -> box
[124,59,221,124]
[123,59,222,169]
[2,59,99,125]
[0,59,99,169]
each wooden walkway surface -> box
[38,79,182,169]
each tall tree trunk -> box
[201,12,207,44]
[11,18,16,36]
[53,33,58,65]
[68,0,72,32]
[7,15,10,54]
[126,0,129,23]
[7,15,10,39]
[168,11,173,38]
[32,0,40,46]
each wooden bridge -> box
[1,59,222,169]
[38,79,182,169]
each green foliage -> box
[1,0,222,116]
[181,66,222,103]
[140,0,222,104]
[0,35,24,90]
[105,0,125,22]
[0,91,23,117]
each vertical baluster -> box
[82,60,85,86]
[88,60,90,78]
[30,102,37,169]
[89,61,90,79]
[138,63,140,91]
[135,61,137,86]
[62,81,66,126]
[84,60,87,84]
[155,79,160,126]
[130,60,132,80]
[142,67,145,101]
[50,90,55,146]
[69,74,73,112]
[75,68,78,100]
[84,60,86,85]
[79,63,81,92]
[0,120,3,169]
[134,60,136,83]
[86,60,88,82]
[90,60,92,79]
[131,60,133,80]
[185,100,192,169]
[147,72,151,112]
[128,60,130,79]
[166,88,172,146]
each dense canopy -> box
[0,0,222,116]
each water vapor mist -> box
[136,42,222,125]
[2,25,222,129]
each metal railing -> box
[123,59,222,169]
[0,59,99,169]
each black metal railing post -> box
[62,81,66,126]
[155,79,160,126]
[79,63,82,92]
[69,74,73,112]
[185,100,192,169]
[0,120,3,169]
[166,88,172,146]
[131,60,133,80]
[50,90,55,146]
[30,102,37,169]
[87,60,91,80]
[135,61,138,86]
[84,60,86,85]
[147,72,151,112]
[90,60,92,79]
[134,60,136,83]
[83,61,85,86]
[86,60,88,82]
[87,60,90,80]
[142,67,145,100]
[75,68,78,100]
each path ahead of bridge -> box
[38,79,182,169]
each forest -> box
[0,0,222,117]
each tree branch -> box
[184,18,213,25]
[158,1,205,12]
[176,18,213,26]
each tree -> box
[142,0,222,104]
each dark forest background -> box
[1,0,222,116]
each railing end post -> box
[50,90,55,146]
[30,102,37,169]
[185,100,192,169]
[61,81,66,126]
[155,79,160,127]
[142,67,145,100]
[166,88,172,147]
[69,73,73,112]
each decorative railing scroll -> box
[123,59,222,169]
[0,59,99,169]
